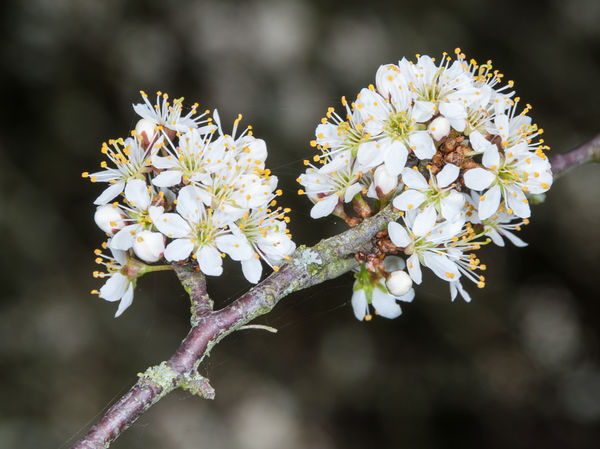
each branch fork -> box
[72,135,599,449]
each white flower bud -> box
[373,165,398,195]
[94,204,125,234]
[132,231,165,263]
[427,116,451,141]
[135,118,157,145]
[385,270,413,297]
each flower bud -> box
[373,165,398,195]
[135,118,157,147]
[385,270,413,297]
[132,231,165,263]
[94,204,125,234]
[427,116,451,141]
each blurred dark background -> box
[1,0,600,448]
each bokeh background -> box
[1,0,600,448]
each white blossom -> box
[298,150,365,219]
[387,214,487,294]
[92,246,136,318]
[84,137,158,205]
[108,179,164,258]
[392,165,465,236]
[463,130,552,220]
[133,91,213,133]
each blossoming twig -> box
[75,55,599,448]
[72,206,397,449]
[172,264,212,324]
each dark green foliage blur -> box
[1,0,599,448]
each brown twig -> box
[72,205,399,449]
[72,133,600,448]
[172,264,212,324]
[550,134,600,178]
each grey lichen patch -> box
[179,371,215,400]
[294,247,322,267]
[137,362,178,397]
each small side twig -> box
[172,264,212,324]
[238,324,278,333]
[550,134,600,179]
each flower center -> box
[338,122,368,157]
[384,110,412,140]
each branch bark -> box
[550,134,600,178]
[72,134,600,449]
[172,264,212,324]
[72,205,399,449]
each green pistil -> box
[384,111,411,140]
[338,122,367,157]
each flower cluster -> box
[299,49,553,320]
[86,91,295,316]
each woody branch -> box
[72,136,596,449]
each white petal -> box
[412,205,437,237]
[114,283,134,317]
[351,288,368,321]
[124,179,151,210]
[110,248,127,266]
[383,140,408,176]
[344,183,363,203]
[400,167,428,189]
[412,100,436,123]
[148,205,164,224]
[478,184,502,220]
[356,141,384,168]
[196,246,223,276]
[373,165,398,195]
[151,155,177,170]
[383,255,406,271]
[464,168,495,191]
[99,273,128,302]
[109,225,137,250]
[409,131,436,160]
[452,281,472,303]
[242,257,263,284]
[506,187,531,218]
[406,254,422,285]
[436,164,460,188]
[482,148,501,169]
[486,228,505,247]
[94,182,125,205]
[439,101,467,121]
[164,238,194,261]
[423,252,460,282]
[372,289,402,319]
[388,222,411,247]
[310,194,339,219]
[151,170,182,187]
[502,229,528,247]
[392,189,427,212]
[216,234,253,261]
[440,190,466,221]
[450,281,458,301]
[176,185,206,222]
[469,130,494,153]
[154,213,192,238]
[395,288,415,303]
